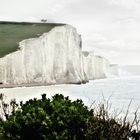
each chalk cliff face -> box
[82,52,95,80]
[82,52,109,80]
[0,25,110,86]
[0,25,87,85]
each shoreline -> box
[0,82,86,89]
[0,76,139,89]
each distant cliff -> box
[82,51,109,80]
[0,25,109,86]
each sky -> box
[0,0,140,65]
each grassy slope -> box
[0,21,64,58]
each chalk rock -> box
[0,25,87,85]
[82,52,109,79]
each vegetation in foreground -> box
[0,21,64,58]
[0,93,140,140]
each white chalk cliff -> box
[0,25,109,86]
[0,25,87,85]
[82,52,109,80]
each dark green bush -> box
[0,93,140,140]
[1,94,92,140]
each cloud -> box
[82,30,140,65]
[108,0,140,9]
[0,0,77,21]
[0,0,140,64]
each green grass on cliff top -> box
[0,21,64,58]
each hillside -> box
[0,21,64,58]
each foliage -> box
[0,94,92,140]
[86,104,132,140]
[0,93,140,140]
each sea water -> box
[0,76,140,120]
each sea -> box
[0,76,140,121]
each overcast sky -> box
[0,0,140,65]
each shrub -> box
[86,104,131,140]
[1,94,92,140]
[0,93,140,140]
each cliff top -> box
[0,21,64,58]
